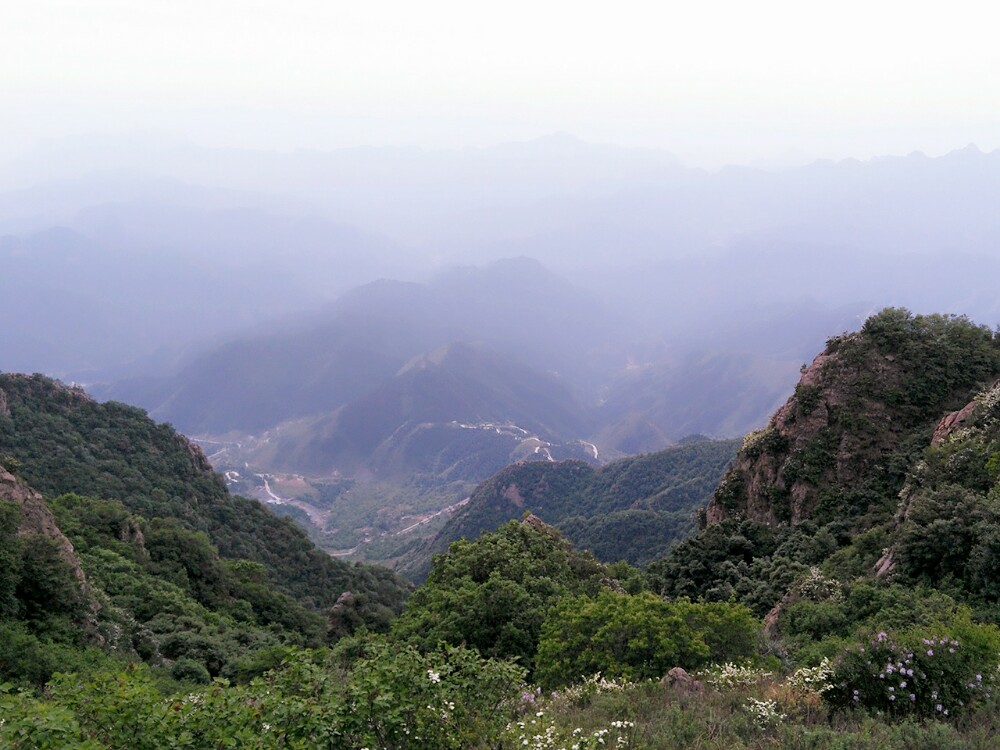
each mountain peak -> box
[705,309,1000,528]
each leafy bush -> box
[393,520,607,670]
[826,623,1000,720]
[534,592,759,689]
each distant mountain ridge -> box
[398,437,740,578]
[248,341,596,478]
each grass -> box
[512,673,1000,750]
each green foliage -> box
[393,520,608,670]
[826,620,1000,720]
[0,500,23,618]
[534,591,759,688]
[144,519,228,608]
[15,535,86,624]
[834,309,1000,424]
[741,426,788,459]
[337,638,525,749]
[794,383,823,416]
[423,439,740,575]
[0,620,123,689]
[647,519,816,616]
[897,485,1000,597]
[556,508,695,567]
[0,374,410,630]
[0,642,524,750]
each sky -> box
[3,0,1000,168]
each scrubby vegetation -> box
[7,309,1000,747]
[407,437,739,578]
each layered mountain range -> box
[6,139,1000,567]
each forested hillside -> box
[404,437,739,578]
[7,309,1000,749]
[0,373,409,688]
[650,309,1000,631]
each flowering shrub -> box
[826,629,994,719]
[555,672,631,706]
[796,567,844,603]
[743,697,786,729]
[502,710,636,749]
[0,642,525,750]
[786,657,834,695]
[704,662,772,689]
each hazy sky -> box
[4,0,1000,167]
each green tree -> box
[534,591,758,688]
[393,519,607,670]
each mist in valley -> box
[4,1,1000,560]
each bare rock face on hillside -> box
[0,465,89,588]
[931,397,982,446]
[704,313,1000,529]
[705,341,901,526]
[662,666,704,694]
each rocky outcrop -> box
[0,466,89,588]
[705,315,995,525]
[931,399,980,446]
[705,347,876,525]
[503,483,525,507]
[661,666,704,694]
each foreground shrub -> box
[534,592,758,689]
[826,620,999,720]
[1,641,525,750]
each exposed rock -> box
[932,399,979,446]
[661,666,704,694]
[0,466,87,584]
[0,466,99,624]
[522,512,546,529]
[327,590,363,638]
[119,516,149,560]
[762,601,784,637]
[333,590,356,608]
[181,435,214,473]
[873,548,896,578]
[705,339,910,527]
[600,576,626,594]
[503,483,525,508]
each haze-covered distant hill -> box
[248,342,595,478]
[7,139,1000,368]
[100,257,623,435]
[99,257,805,453]
[0,205,401,376]
[8,136,1000,571]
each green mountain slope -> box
[402,437,739,577]
[0,373,410,686]
[649,308,1000,632]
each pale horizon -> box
[4,1,1000,170]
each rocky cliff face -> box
[706,310,1000,529]
[0,465,88,585]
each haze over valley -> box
[9,3,1000,744]
[3,134,1000,563]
